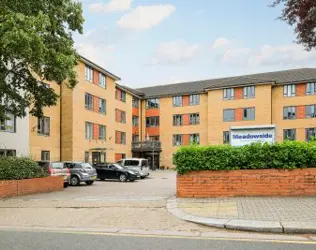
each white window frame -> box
[173,114,183,126]
[173,96,183,107]
[243,86,255,99]
[190,134,200,144]
[243,107,255,121]
[98,98,106,114]
[0,112,15,133]
[189,113,200,125]
[223,109,235,122]
[283,129,296,141]
[85,122,93,140]
[189,94,200,105]
[98,125,106,140]
[85,65,93,82]
[283,106,296,120]
[98,73,106,88]
[283,84,296,97]
[223,88,234,100]
[38,117,50,136]
[306,82,316,95]
[173,134,183,146]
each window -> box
[173,134,183,146]
[306,83,316,95]
[173,115,183,126]
[132,96,139,108]
[85,122,93,140]
[189,94,200,105]
[0,149,16,157]
[223,131,230,144]
[243,108,255,121]
[283,129,296,141]
[99,125,106,140]
[119,90,126,102]
[283,106,296,120]
[146,116,159,127]
[173,96,183,107]
[132,134,139,143]
[41,151,50,161]
[243,86,255,99]
[37,117,50,136]
[306,128,316,141]
[223,88,234,100]
[98,98,106,114]
[283,84,296,97]
[223,109,235,122]
[84,152,89,163]
[85,65,93,82]
[190,113,200,125]
[85,93,94,110]
[306,105,316,118]
[132,116,139,126]
[98,73,106,88]
[0,112,15,133]
[190,134,200,144]
[146,98,159,109]
[121,111,126,123]
[121,132,126,144]
[149,136,160,141]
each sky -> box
[74,0,316,88]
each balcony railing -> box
[132,141,161,152]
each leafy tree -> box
[272,0,316,50]
[0,0,84,119]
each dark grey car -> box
[64,162,97,186]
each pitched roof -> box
[136,68,316,98]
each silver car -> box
[64,162,97,186]
[117,158,150,179]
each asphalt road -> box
[0,230,315,250]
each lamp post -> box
[152,140,155,171]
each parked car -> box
[37,161,70,188]
[95,163,140,182]
[117,158,150,179]
[63,162,97,186]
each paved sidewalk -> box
[167,197,316,234]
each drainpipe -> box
[60,84,62,161]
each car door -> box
[107,164,118,179]
[96,165,107,179]
[51,162,64,178]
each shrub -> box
[173,141,316,174]
[0,157,48,180]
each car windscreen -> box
[51,162,64,169]
[81,163,94,169]
[112,164,126,170]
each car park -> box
[95,163,140,182]
[63,162,97,186]
[37,161,70,188]
[117,158,150,179]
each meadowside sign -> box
[230,125,275,146]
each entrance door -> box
[146,153,159,170]
[92,152,101,165]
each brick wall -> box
[177,168,316,198]
[0,176,63,198]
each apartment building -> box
[136,68,316,168]
[1,56,316,169]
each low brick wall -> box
[177,168,316,198]
[0,176,64,198]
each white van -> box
[117,158,150,179]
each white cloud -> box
[88,0,132,13]
[212,37,316,68]
[212,37,231,49]
[117,4,175,30]
[148,40,200,65]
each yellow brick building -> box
[26,58,316,169]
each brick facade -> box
[0,177,63,198]
[177,168,316,198]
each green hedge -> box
[0,157,48,180]
[173,141,316,174]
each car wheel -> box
[64,183,69,188]
[140,176,145,179]
[119,174,127,182]
[85,181,94,185]
[70,176,80,186]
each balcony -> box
[132,141,161,152]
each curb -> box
[166,197,316,234]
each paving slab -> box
[167,196,316,234]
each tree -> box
[272,0,316,50]
[0,0,84,119]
